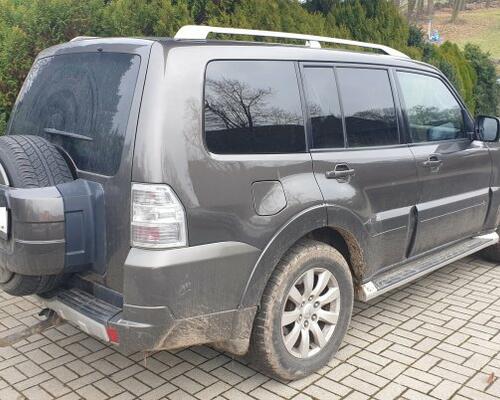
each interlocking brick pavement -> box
[0,255,498,400]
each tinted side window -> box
[303,67,344,149]
[336,68,399,147]
[204,61,305,154]
[397,72,465,142]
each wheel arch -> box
[239,205,369,309]
[306,226,366,284]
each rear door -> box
[304,64,420,274]
[6,42,152,292]
[396,70,491,255]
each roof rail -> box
[174,25,410,59]
[70,36,100,42]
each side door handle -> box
[326,164,355,180]
[423,154,443,168]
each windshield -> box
[7,52,141,176]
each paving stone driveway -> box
[0,255,498,400]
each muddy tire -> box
[249,239,353,380]
[0,135,73,296]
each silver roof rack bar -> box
[70,36,100,42]
[175,25,409,59]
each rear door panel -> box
[6,40,153,293]
[312,146,419,271]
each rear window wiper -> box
[43,128,93,142]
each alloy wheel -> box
[281,267,341,358]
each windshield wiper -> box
[43,128,93,142]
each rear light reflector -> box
[131,183,187,249]
[106,326,120,343]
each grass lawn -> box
[428,6,500,73]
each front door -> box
[303,65,420,274]
[396,70,491,255]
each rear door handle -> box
[326,164,355,180]
[423,154,443,168]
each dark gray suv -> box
[0,26,499,380]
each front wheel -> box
[250,239,354,380]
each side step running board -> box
[41,288,121,342]
[358,232,498,301]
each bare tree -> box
[427,0,434,17]
[408,0,417,21]
[416,0,425,20]
[205,78,301,131]
[451,0,466,22]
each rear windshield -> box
[7,52,141,176]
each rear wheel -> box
[250,239,353,380]
[0,135,73,296]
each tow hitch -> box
[0,308,62,347]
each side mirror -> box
[476,115,500,142]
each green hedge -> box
[0,0,498,133]
[463,44,499,116]
[423,41,477,113]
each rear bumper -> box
[41,241,260,353]
[40,287,256,353]
[40,287,175,349]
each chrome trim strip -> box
[14,238,65,245]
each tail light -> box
[131,183,187,249]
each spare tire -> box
[0,135,74,296]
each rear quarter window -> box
[204,60,306,154]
